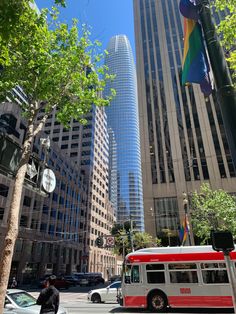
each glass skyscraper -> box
[104,35,144,231]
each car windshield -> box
[110,282,121,289]
[9,292,37,308]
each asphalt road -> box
[28,285,234,314]
[63,300,234,314]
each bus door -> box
[123,264,145,307]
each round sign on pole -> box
[42,168,56,193]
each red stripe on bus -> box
[124,296,147,308]
[168,296,233,308]
[124,295,233,308]
[127,251,236,263]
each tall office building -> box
[133,0,236,242]
[104,35,144,231]
[42,106,117,276]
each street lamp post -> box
[196,0,236,169]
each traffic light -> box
[95,236,104,248]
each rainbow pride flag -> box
[179,214,190,245]
[180,0,212,96]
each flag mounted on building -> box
[179,213,190,245]
[179,0,212,96]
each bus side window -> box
[146,264,165,284]
[201,263,229,284]
[131,265,140,283]
[202,270,229,284]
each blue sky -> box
[36,0,135,59]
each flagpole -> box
[183,192,192,246]
[196,0,236,169]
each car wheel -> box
[148,292,167,312]
[91,293,101,303]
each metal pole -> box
[197,0,236,169]
[224,253,236,313]
[130,220,134,252]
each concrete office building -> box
[42,106,117,277]
[104,35,144,231]
[133,0,236,243]
[0,102,88,283]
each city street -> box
[29,287,234,314]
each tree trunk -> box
[0,122,35,314]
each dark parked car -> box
[38,275,71,289]
[73,272,104,286]
[63,276,79,286]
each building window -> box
[20,215,28,227]
[71,143,78,148]
[61,144,68,149]
[72,134,79,140]
[0,207,4,219]
[0,184,9,197]
[70,152,78,157]
[23,196,31,207]
[62,136,69,141]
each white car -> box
[87,281,121,303]
[4,289,68,314]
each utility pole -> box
[197,0,236,169]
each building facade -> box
[133,0,236,243]
[104,35,144,231]
[0,102,87,283]
[42,105,117,278]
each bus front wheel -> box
[148,292,167,312]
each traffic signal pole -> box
[130,220,134,252]
[197,0,236,169]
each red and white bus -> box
[119,246,236,312]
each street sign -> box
[27,160,37,179]
[42,168,56,193]
[105,236,115,247]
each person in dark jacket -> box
[37,275,59,314]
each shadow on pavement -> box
[110,307,234,313]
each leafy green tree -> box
[214,0,236,80]
[0,0,66,41]
[111,224,161,256]
[0,4,114,311]
[191,183,236,244]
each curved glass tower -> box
[104,35,144,231]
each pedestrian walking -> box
[10,277,17,288]
[37,275,59,314]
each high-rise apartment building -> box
[104,35,144,231]
[133,0,236,242]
